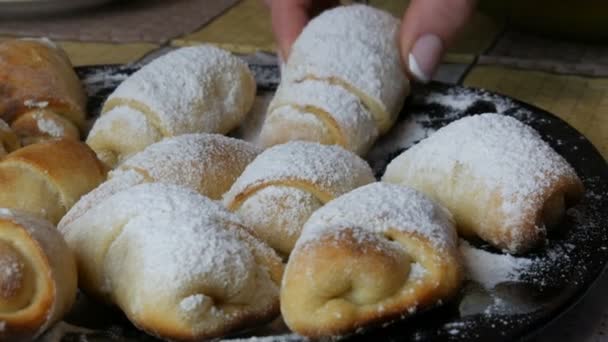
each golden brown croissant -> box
[0,38,87,145]
[223,141,375,256]
[281,182,463,337]
[383,114,584,253]
[0,139,106,224]
[59,183,283,341]
[0,208,77,341]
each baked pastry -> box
[223,141,375,256]
[281,182,462,337]
[87,45,256,168]
[60,133,260,228]
[259,5,409,154]
[0,38,87,145]
[383,113,584,253]
[0,139,106,224]
[0,208,77,341]
[260,79,378,156]
[0,119,20,157]
[59,183,283,341]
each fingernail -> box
[277,50,286,73]
[408,34,443,83]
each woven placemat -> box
[0,0,240,44]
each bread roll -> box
[281,182,462,337]
[60,133,260,228]
[0,38,86,145]
[258,5,408,154]
[87,45,256,168]
[59,183,283,341]
[0,139,106,224]
[223,141,375,256]
[383,114,584,253]
[0,209,77,341]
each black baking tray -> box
[48,63,608,342]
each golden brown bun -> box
[11,109,80,146]
[281,183,463,337]
[0,39,86,144]
[0,209,77,342]
[0,139,106,224]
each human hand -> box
[264,0,476,83]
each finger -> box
[268,0,313,60]
[400,0,477,82]
[268,0,339,59]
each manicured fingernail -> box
[408,34,443,83]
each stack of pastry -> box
[258,5,409,156]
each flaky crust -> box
[0,209,77,341]
[0,139,106,224]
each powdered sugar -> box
[297,182,458,251]
[383,113,581,251]
[285,5,408,132]
[103,45,255,136]
[34,112,64,137]
[460,240,533,289]
[264,78,378,155]
[23,99,49,109]
[61,183,280,334]
[223,141,375,208]
[114,133,260,197]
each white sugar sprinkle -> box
[297,182,458,251]
[460,240,533,289]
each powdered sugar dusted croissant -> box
[0,139,106,224]
[87,45,256,168]
[60,133,260,228]
[281,182,462,337]
[259,5,408,155]
[223,141,375,256]
[0,38,86,145]
[0,209,77,341]
[59,183,283,341]
[383,114,584,253]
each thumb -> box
[400,0,477,83]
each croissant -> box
[0,38,87,145]
[223,141,375,256]
[0,208,77,341]
[59,183,283,341]
[281,182,462,337]
[0,139,106,224]
[383,113,584,253]
[87,45,256,168]
[60,133,260,228]
[259,5,409,154]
